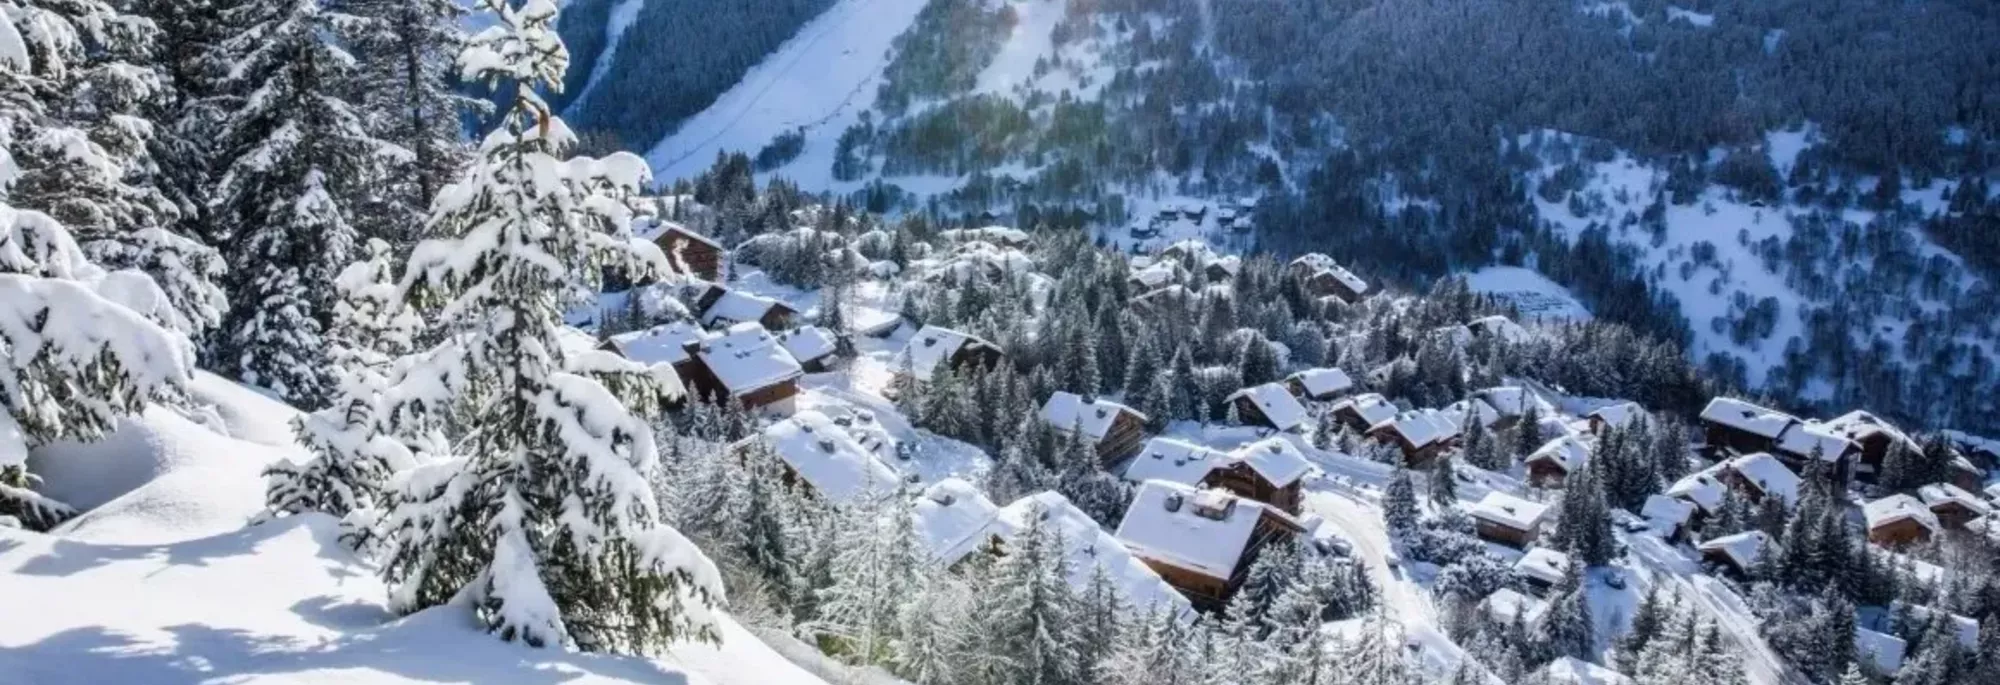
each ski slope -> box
[645,0,931,187]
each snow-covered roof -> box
[920,241,1034,282]
[894,325,991,382]
[1586,402,1647,431]
[1863,494,1940,533]
[1774,421,1856,462]
[1823,410,1920,453]
[913,478,1002,565]
[1465,315,1534,345]
[1699,530,1771,570]
[1699,397,1796,439]
[1941,429,2000,458]
[1224,437,1314,488]
[1042,392,1145,443]
[1371,408,1460,449]
[778,325,836,364]
[994,491,1192,616]
[1526,435,1592,473]
[762,410,902,502]
[1129,261,1186,289]
[1206,255,1241,277]
[694,322,803,394]
[1667,464,1729,513]
[700,288,789,327]
[1468,492,1550,532]
[1514,547,1571,586]
[604,321,711,365]
[1918,483,1991,516]
[1855,627,1907,676]
[1332,393,1399,427]
[1117,480,1273,580]
[1482,588,1549,626]
[1471,386,1546,418]
[1641,494,1696,531]
[1868,602,1981,651]
[1158,239,1218,263]
[1444,398,1501,431]
[1285,367,1354,398]
[1725,452,1800,506]
[1287,254,1368,295]
[936,225,1030,246]
[1226,383,1310,431]
[1122,437,1230,486]
[1533,656,1633,685]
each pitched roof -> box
[1699,397,1796,439]
[1641,494,1696,530]
[1117,481,1274,580]
[1725,452,1801,506]
[1526,435,1593,473]
[1466,315,1534,344]
[1225,383,1309,431]
[1370,408,1460,449]
[1129,261,1187,289]
[1863,494,1940,533]
[640,219,724,249]
[1918,483,1991,516]
[695,322,803,394]
[1534,656,1633,685]
[1666,464,1730,514]
[1854,627,1907,676]
[1471,386,1547,417]
[913,478,1002,565]
[762,410,902,502]
[1514,547,1572,586]
[936,226,1030,246]
[1823,410,1920,453]
[1287,253,1369,295]
[1586,402,1647,431]
[1224,437,1314,487]
[1331,393,1399,427]
[894,325,993,382]
[1469,492,1550,531]
[1444,399,1502,431]
[995,491,1192,616]
[1042,392,1146,443]
[1122,437,1230,486]
[604,321,711,365]
[1699,530,1772,570]
[777,325,836,364]
[1774,421,1856,462]
[700,288,790,327]
[1285,367,1354,397]
[1482,588,1549,625]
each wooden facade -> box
[1524,457,1570,488]
[1929,500,1985,530]
[1868,516,1933,547]
[1093,411,1150,467]
[653,224,724,281]
[694,285,798,331]
[678,358,801,412]
[1137,509,1303,611]
[1365,424,1450,469]
[1202,463,1304,515]
[1301,271,1364,304]
[1473,518,1538,548]
[1702,421,1787,457]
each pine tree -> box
[1105,608,1201,685]
[1074,562,1128,684]
[814,493,918,663]
[736,445,798,606]
[1513,403,1544,458]
[1341,608,1413,685]
[265,238,426,548]
[1237,329,1281,386]
[1429,453,1460,505]
[1554,460,1615,565]
[1691,620,1744,685]
[893,566,971,685]
[972,509,1083,685]
[0,3,198,532]
[210,0,398,406]
[376,0,717,652]
[344,0,479,243]
[1538,561,1594,661]
[1384,469,1420,538]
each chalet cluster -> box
[1128,198,1256,240]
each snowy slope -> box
[645,0,932,186]
[1465,266,1593,321]
[6,372,832,685]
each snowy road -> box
[1301,487,1436,628]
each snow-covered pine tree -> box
[972,508,1083,685]
[1104,607,1200,685]
[265,238,425,546]
[0,1,197,532]
[209,0,400,407]
[735,443,798,606]
[1237,329,1281,387]
[1384,468,1420,538]
[1074,561,1128,684]
[1429,453,1459,505]
[1554,459,1615,565]
[344,0,479,244]
[1340,608,1414,685]
[1513,402,1543,457]
[375,0,717,653]
[6,0,227,340]
[892,564,971,685]
[813,493,919,664]
[1538,561,1595,661]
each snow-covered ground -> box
[644,0,932,187]
[2,372,834,685]
[1464,266,1593,321]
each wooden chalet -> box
[1918,483,1992,529]
[1719,452,1801,509]
[1042,392,1151,467]
[1513,547,1571,595]
[1225,383,1311,433]
[1468,386,1545,432]
[945,491,1194,619]
[650,221,724,281]
[1863,494,1938,546]
[1640,494,1697,542]
[1203,255,1241,282]
[1328,393,1398,433]
[1120,437,1312,514]
[778,325,838,372]
[892,325,1005,386]
[1286,254,1369,304]
[1283,367,1355,401]
[1585,402,1646,435]
[1824,411,1921,483]
[1116,480,1304,610]
[1524,435,1592,488]
[695,285,797,330]
[1469,492,1550,548]
[757,410,904,502]
[1698,531,1771,577]
[1364,409,1459,468]
[598,320,711,378]
[1698,397,1797,457]
[1771,421,1858,479]
[683,322,804,413]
